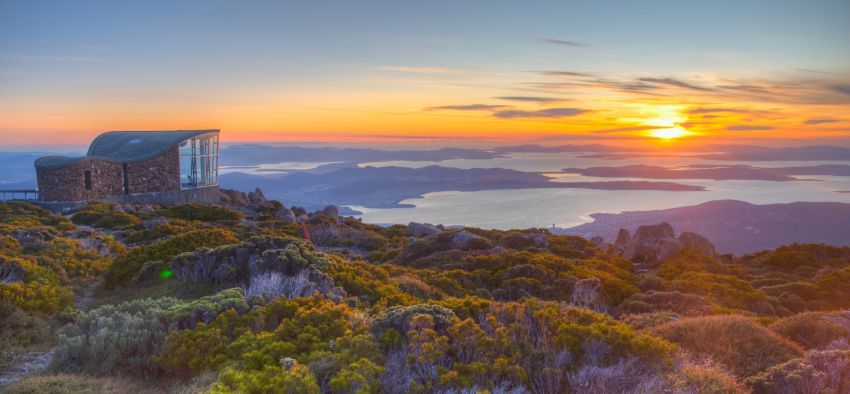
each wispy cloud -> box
[425,104,511,111]
[377,65,465,74]
[539,38,587,47]
[591,126,658,134]
[689,107,751,114]
[831,84,850,96]
[493,107,588,119]
[494,96,567,103]
[525,69,850,105]
[805,118,841,125]
[535,71,595,77]
[638,77,714,92]
[726,125,775,131]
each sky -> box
[1,0,849,149]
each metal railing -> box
[0,189,39,201]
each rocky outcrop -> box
[623,222,675,264]
[307,220,386,251]
[219,188,251,207]
[10,227,56,249]
[407,222,442,237]
[320,205,339,219]
[450,230,493,250]
[615,223,717,266]
[219,187,298,223]
[678,231,717,256]
[500,232,549,249]
[274,207,298,223]
[247,188,274,211]
[167,235,345,299]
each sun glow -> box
[650,126,692,139]
[621,104,693,140]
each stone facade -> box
[37,158,123,202]
[35,130,220,205]
[37,147,182,202]
[124,147,180,194]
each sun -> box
[625,104,693,140]
[650,126,691,140]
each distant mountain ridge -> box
[219,165,704,211]
[558,200,850,254]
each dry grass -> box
[667,357,749,394]
[653,315,803,377]
[2,373,215,394]
[771,311,850,350]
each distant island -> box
[220,165,704,211]
[558,200,850,254]
[562,164,850,181]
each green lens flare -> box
[159,269,173,279]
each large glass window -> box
[179,133,219,189]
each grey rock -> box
[321,205,339,219]
[450,230,493,250]
[678,231,717,256]
[407,222,441,237]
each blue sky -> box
[1,0,849,148]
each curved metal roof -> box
[34,155,86,169]
[34,130,219,169]
[87,130,218,162]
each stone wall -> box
[37,148,180,202]
[125,147,180,194]
[37,158,123,202]
[100,185,220,205]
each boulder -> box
[501,232,549,249]
[450,230,493,250]
[407,222,442,237]
[623,222,675,264]
[219,188,251,207]
[678,231,717,256]
[615,223,717,266]
[247,188,274,210]
[655,237,685,263]
[529,233,549,248]
[143,216,170,230]
[614,229,631,248]
[321,205,340,219]
[275,207,298,223]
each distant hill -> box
[558,200,850,254]
[220,165,703,211]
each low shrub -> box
[1,373,151,394]
[52,288,247,377]
[666,357,748,394]
[747,350,850,394]
[771,312,850,350]
[669,272,767,311]
[0,282,73,313]
[93,212,142,229]
[653,315,803,377]
[104,228,239,288]
[159,204,243,222]
[211,361,320,394]
[70,203,115,226]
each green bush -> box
[159,204,243,222]
[0,282,73,313]
[653,315,803,377]
[52,288,247,377]
[93,212,142,229]
[747,350,850,394]
[104,228,239,288]
[771,312,850,349]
